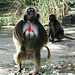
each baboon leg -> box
[35,57,41,73]
[51,33,55,43]
[52,38,54,43]
[13,37,25,52]
[18,63,22,72]
[31,53,41,73]
[14,52,22,73]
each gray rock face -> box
[62,14,75,25]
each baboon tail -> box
[44,46,50,60]
[64,35,75,40]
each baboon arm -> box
[14,20,25,41]
[35,39,41,58]
[13,36,23,52]
[37,21,48,44]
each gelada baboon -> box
[13,6,50,73]
[49,14,75,43]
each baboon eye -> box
[31,9,33,11]
[28,9,30,12]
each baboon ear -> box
[24,15,27,21]
[37,14,40,20]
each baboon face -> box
[27,7,37,21]
[49,14,56,22]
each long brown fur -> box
[13,6,50,73]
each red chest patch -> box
[25,20,35,32]
[25,25,34,32]
[51,22,54,29]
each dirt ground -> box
[0,25,75,74]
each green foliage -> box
[25,0,35,6]
[0,0,14,4]
[41,0,49,23]
[14,0,36,6]
[55,0,57,5]
[0,0,74,24]
[0,17,16,25]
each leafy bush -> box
[0,17,17,25]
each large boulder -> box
[66,1,75,7]
[62,14,75,25]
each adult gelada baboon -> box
[13,6,50,74]
[48,14,75,43]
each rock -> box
[62,14,75,25]
[14,65,18,68]
[66,1,75,7]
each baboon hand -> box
[21,45,25,51]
